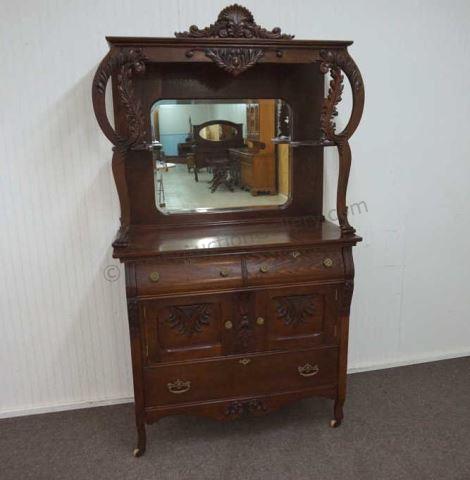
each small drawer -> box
[136,255,243,295]
[245,248,344,286]
[144,347,338,406]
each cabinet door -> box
[142,294,231,363]
[261,285,339,351]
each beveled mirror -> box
[150,99,291,212]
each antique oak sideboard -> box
[92,5,364,456]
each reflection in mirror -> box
[199,123,238,141]
[150,99,291,213]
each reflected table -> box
[155,162,176,208]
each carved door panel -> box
[143,294,231,363]
[261,285,339,351]
[223,292,266,355]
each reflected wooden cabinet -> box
[92,4,364,456]
[235,99,277,195]
[229,147,277,195]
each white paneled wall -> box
[1,0,470,417]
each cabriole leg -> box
[133,422,146,457]
[330,399,344,428]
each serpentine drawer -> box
[245,248,344,286]
[143,346,338,406]
[135,255,243,295]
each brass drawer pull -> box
[239,358,251,366]
[149,271,160,282]
[323,257,334,268]
[219,268,230,277]
[167,379,191,394]
[259,264,270,273]
[224,320,233,330]
[291,250,301,258]
[256,316,265,326]
[298,363,320,377]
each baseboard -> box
[1,350,469,419]
[348,349,470,374]
[0,396,133,419]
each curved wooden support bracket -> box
[336,141,355,234]
[92,48,147,150]
[111,148,131,243]
[319,49,365,235]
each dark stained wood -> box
[113,220,361,260]
[105,37,353,48]
[244,247,344,286]
[174,4,294,40]
[144,385,337,423]
[91,4,364,456]
[262,284,339,351]
[142,293,230,362]
[124,263,147,457]
[135,255,243,295]
[143,346,338,407]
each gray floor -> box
[157,164,288,212]
[1,357,470,480]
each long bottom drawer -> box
[144,347,338,406]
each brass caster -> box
[330,419,341,428]
[133,448,144,457]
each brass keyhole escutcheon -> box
[323,258,334,268]
[239,358,251,366]
[256,317,265,326]
[259,264,270,273]
[219,268,229,278]
[149,271,160,282]
[224,320,233,330]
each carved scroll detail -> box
[319,49,364,142]
[319,49,365,235]
[234,292,254,351]
[205,47,264,76]
[92,48,147,150]
[320,66,344,142]
[166,304,212,337]
[277,100,291,138]
[175,4,293,39]
[225,399,267,418]
[276,295,316,327]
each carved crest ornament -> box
[175,4,294,39]
[178,5,293,76]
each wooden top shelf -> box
[106,36,353,48]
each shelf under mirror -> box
[271,137,336,147]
